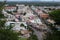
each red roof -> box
[5,6,16,9]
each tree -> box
[20,23,25,26]
[0,13,5,18]
[45,31,60,40]
[45,10,60,40]
[0,2,19,40]
[49,10,60,24]
[0,1,6,18]
[0,20,6,29]
[0,29,19,40]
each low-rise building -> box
[4,6,16,12]
[40,13,49,19]
[5,22,27,32]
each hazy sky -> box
[0,0,60,2]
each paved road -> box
[30,7,53,40]
[27,23,47,40]
[30,7,46,40]
[29,26,43,40]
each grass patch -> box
[19,37,27,40]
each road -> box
[29,7,47,40]
[30,26,44,40]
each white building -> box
[17,4,26,13]
[2,9,15,20]
[5,22,27,32]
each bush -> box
[28,34,38,40]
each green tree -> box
[45,31,60,40]
[0,2,19,40]
[0,29,19,40]
[0,2,6,18]
[45,10,60,40]
[20,23,25,26]
[49,10,60,24]
[0,20,6,29]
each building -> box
[5,22,27,32]
[17,4,26,13]
[40,13,49,19]
[4,6,16,12]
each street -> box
[29,7,47,40]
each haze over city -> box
[0,0,60,2]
